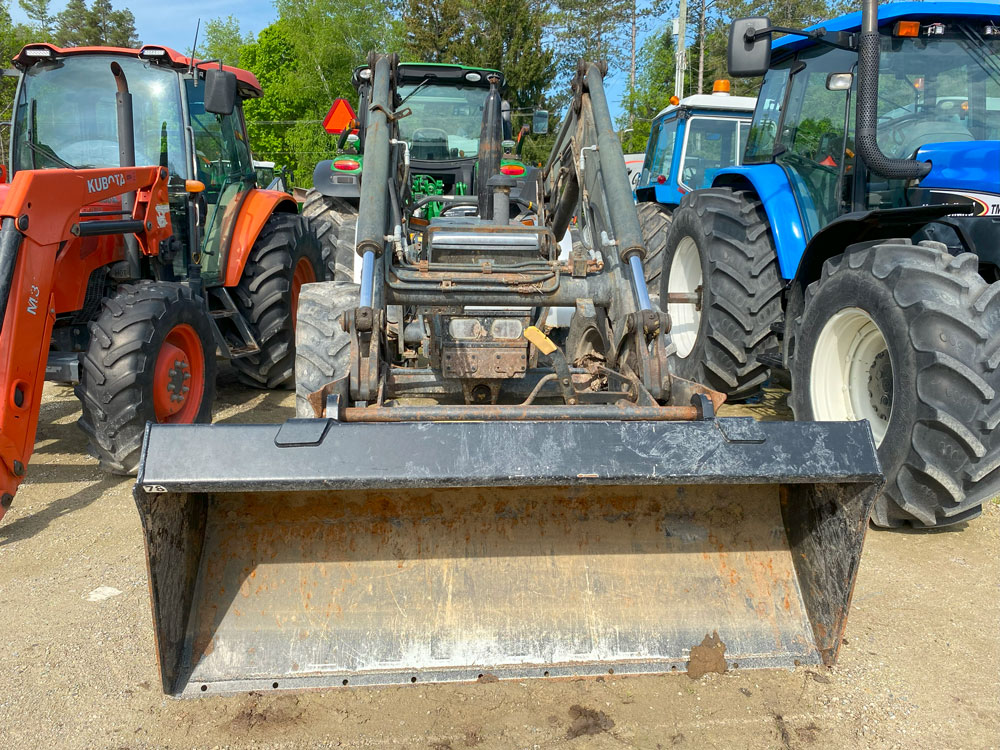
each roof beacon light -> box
[465,72,482,83]
[669,95,680,106]
[893,21,920,37]
[712,79,731,95]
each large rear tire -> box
[658,188,783,400]
[76,282,216,475]
[637,201,671,309]
[301,189,357,282]
[295,281,360,417]
[789,241,1000,528]
[230,212,323,389]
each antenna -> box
[188,18,201,78]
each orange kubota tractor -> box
[0,44,323,519]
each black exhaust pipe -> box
[855,0,931,180]
[111,62,142,280]
[477,75,503,220]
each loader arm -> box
[0,166,172,518]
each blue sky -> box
[13,0,1000,122]
[10,0,645,117]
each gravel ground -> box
[0,379,997,749]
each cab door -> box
[772,46,856,238]
[186,79,255,285]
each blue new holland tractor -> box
[634,84,756,304]
[648,0,1000,527]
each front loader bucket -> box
[134,417,881,696]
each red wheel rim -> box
[152,323,206,423]
[290,257,317,330]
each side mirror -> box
[532,109,549,135]
[204,68,237,116]
[728,17,772,78]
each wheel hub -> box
[809,307,892,446]
[867,350,893,423]
[152,323,206,423]
[667,237,703,359]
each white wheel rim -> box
[668,236,703,358]
[809,307,892,446]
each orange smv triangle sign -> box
[323,98,358,134]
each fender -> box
[778,203,972,368]
[311,158,362,199]
[222,188,298,287]
[712,165,807,280]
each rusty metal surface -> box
[135,418,880,696]
[441,347,528,379]
[154,484,833,696]
[343,404,701,421]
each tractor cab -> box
[727,3,1000,267]
[9,44,269,286]
[635,82,755,209]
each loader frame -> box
[133,52,884,697]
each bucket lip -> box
[135,418,884,495]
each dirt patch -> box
[0,380,998,749]
[686,631,728,679]
[565,704,615,738]
[227,692,305,734]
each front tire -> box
[637,201,671,309]
[301,189,357,282]
[789,241,1000,528]
[659,188,783,400]
[76,282,216,475]
[230,212,323,389]
[295,281,360,417]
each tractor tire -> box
[302,188,357,281]
[230,212,323,389]
[75,282,216,475]
[637,201,671,309]
[295,281,360,418]
[789,241,1000,528]
[658,188,783,400]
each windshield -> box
[681,116,749,189]
[396,82,490,159]
[12,55,185,175]
[876,25,1000,157]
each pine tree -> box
[18,0,55,37]
[56,0,91,46]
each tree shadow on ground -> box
[0,475,121,547]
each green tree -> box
[403,0,466,63]
[55,0,137,47]
[87,0,137,47]
[618,27,679,152]
[18,0,54,36]
[232,0,401,186]
[55,0,89,46]
[551,0,632,83]
[200,15,252,67]
[404,0,554,112]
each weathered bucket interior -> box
[138,480,875,696]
